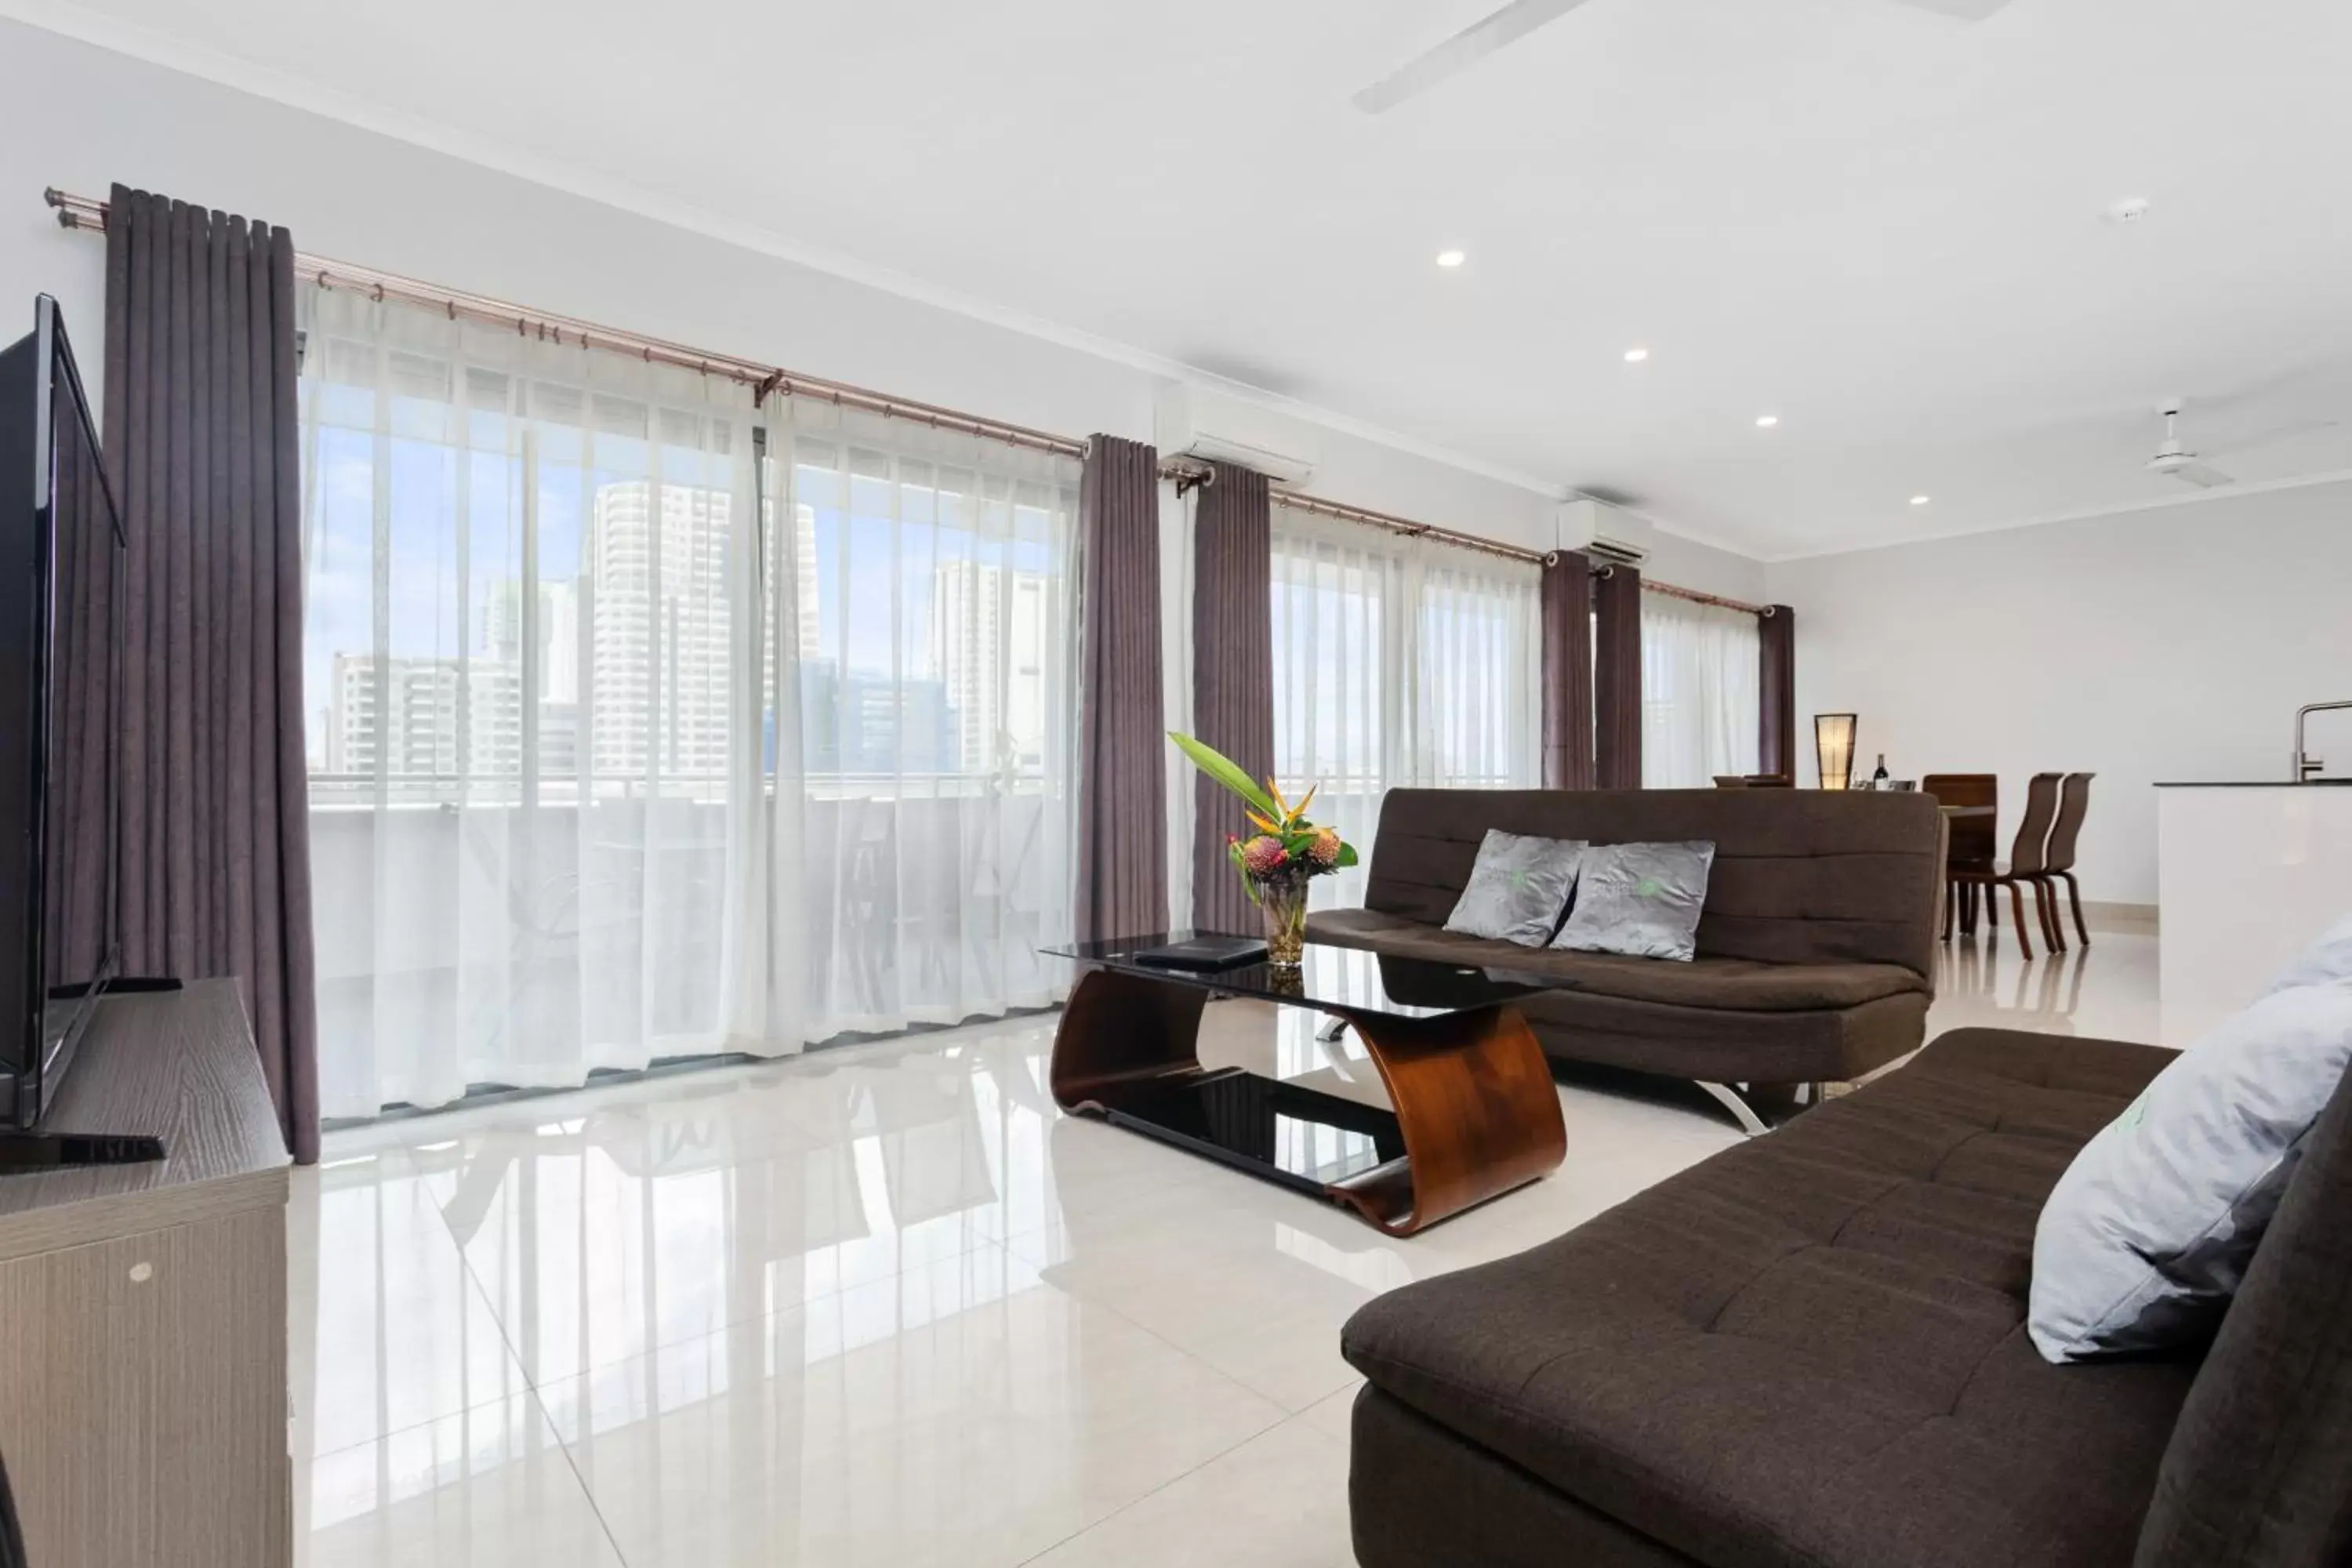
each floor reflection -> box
[293,935,2169,1566]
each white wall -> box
[1768,480,2352,907]
[1642,528,1769,605]
[0,16,1658,566]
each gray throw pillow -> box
[2027,979,2352,1363]
[1550,841,1715,962]
[1442,830,1587,947]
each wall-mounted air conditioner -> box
[1155,385,1319,487]
[1556,497,1655,568]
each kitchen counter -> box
[2159,784,2352,1044]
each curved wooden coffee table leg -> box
[1325,1004,1566,1236]
[1049,964,1210,1111]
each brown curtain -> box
[1540,551,1595,789]
[1190,462,1273,934]
[101,184,319,1163]
[1592,565,1643,790]
[1073,435,1169,942]
[1759,604,1795,780]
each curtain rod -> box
[1641,578,1775,617]
[45,187,1089,461]
[1162,457,1555,568]
[1166,459,1774,615]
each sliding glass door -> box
[762,401,1078,1044]
[1270,506,1541,907]
[299,292,1076,1118]
[1639,590,1762,787]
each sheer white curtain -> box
[300,293,1078,1118]
[1271,506,1541,907]
[301,289,768,1116]
[759,397,1078,1042]
[1640,589,1762,787]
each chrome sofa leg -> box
[1695,1080,1772,1138]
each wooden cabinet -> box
[0,983,291,1568]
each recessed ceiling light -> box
[1624,347,1650,363]
[1435,249,1465,268]
[1755,415,1779,428]
[1910,495,1931,506]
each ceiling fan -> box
[2145,401,2344,492]
[2146,405,2234,490]
[1352,0,2016,114]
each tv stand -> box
[0,981,290,1567]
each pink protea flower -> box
[1307,827,1342,868]
[1239,835,1289,877]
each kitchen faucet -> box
[2294,701,2352,782]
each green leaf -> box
[1168,732,1280,818]
[1334,842,1359,869]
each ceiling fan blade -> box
[2213,418,2343,458]
[2167,460,2237,490]
[1884,0,2015,18]
[1352,0,1599,114]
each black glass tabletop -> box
[1041,931,1555,1018]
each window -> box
[1271,507,1541,906]
[1639,590,1761,787]
[762,401,1078,1042]
[300,291,1077,1117]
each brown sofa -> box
[1306,789,1947,1131]
[1343,1025,2352,1568]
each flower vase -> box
[1258,876,1309,970]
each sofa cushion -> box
[1341,1029,2193,1568]
[1551,840,1716,962]
[1443,829,1588,946]
[2030,982,2352,1362]
[1310,909,1927,1012]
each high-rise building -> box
[484,577,583,705]
[931,558,1053,775]
[589,481,732,783]
[327,652,522,788]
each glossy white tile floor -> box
[290,929,2162,1567]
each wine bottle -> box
[1871,753,1889,789]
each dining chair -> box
[2038,771,2095,949]
[1949,771,2065,959]
[1922,772,1998,939]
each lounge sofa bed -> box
[1342,1023,2352,1568]
[1307,788,1947,1132]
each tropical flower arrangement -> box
[1169,732,1359,968]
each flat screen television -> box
[0,295,126,1138]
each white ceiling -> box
[20,0,2352,557]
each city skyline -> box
[307,434,1071,792]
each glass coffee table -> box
[1040,933,1566,1236]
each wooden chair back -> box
[2009,772,2064,874]
[2044,772,2093,873]
[1922,773,1998,867]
